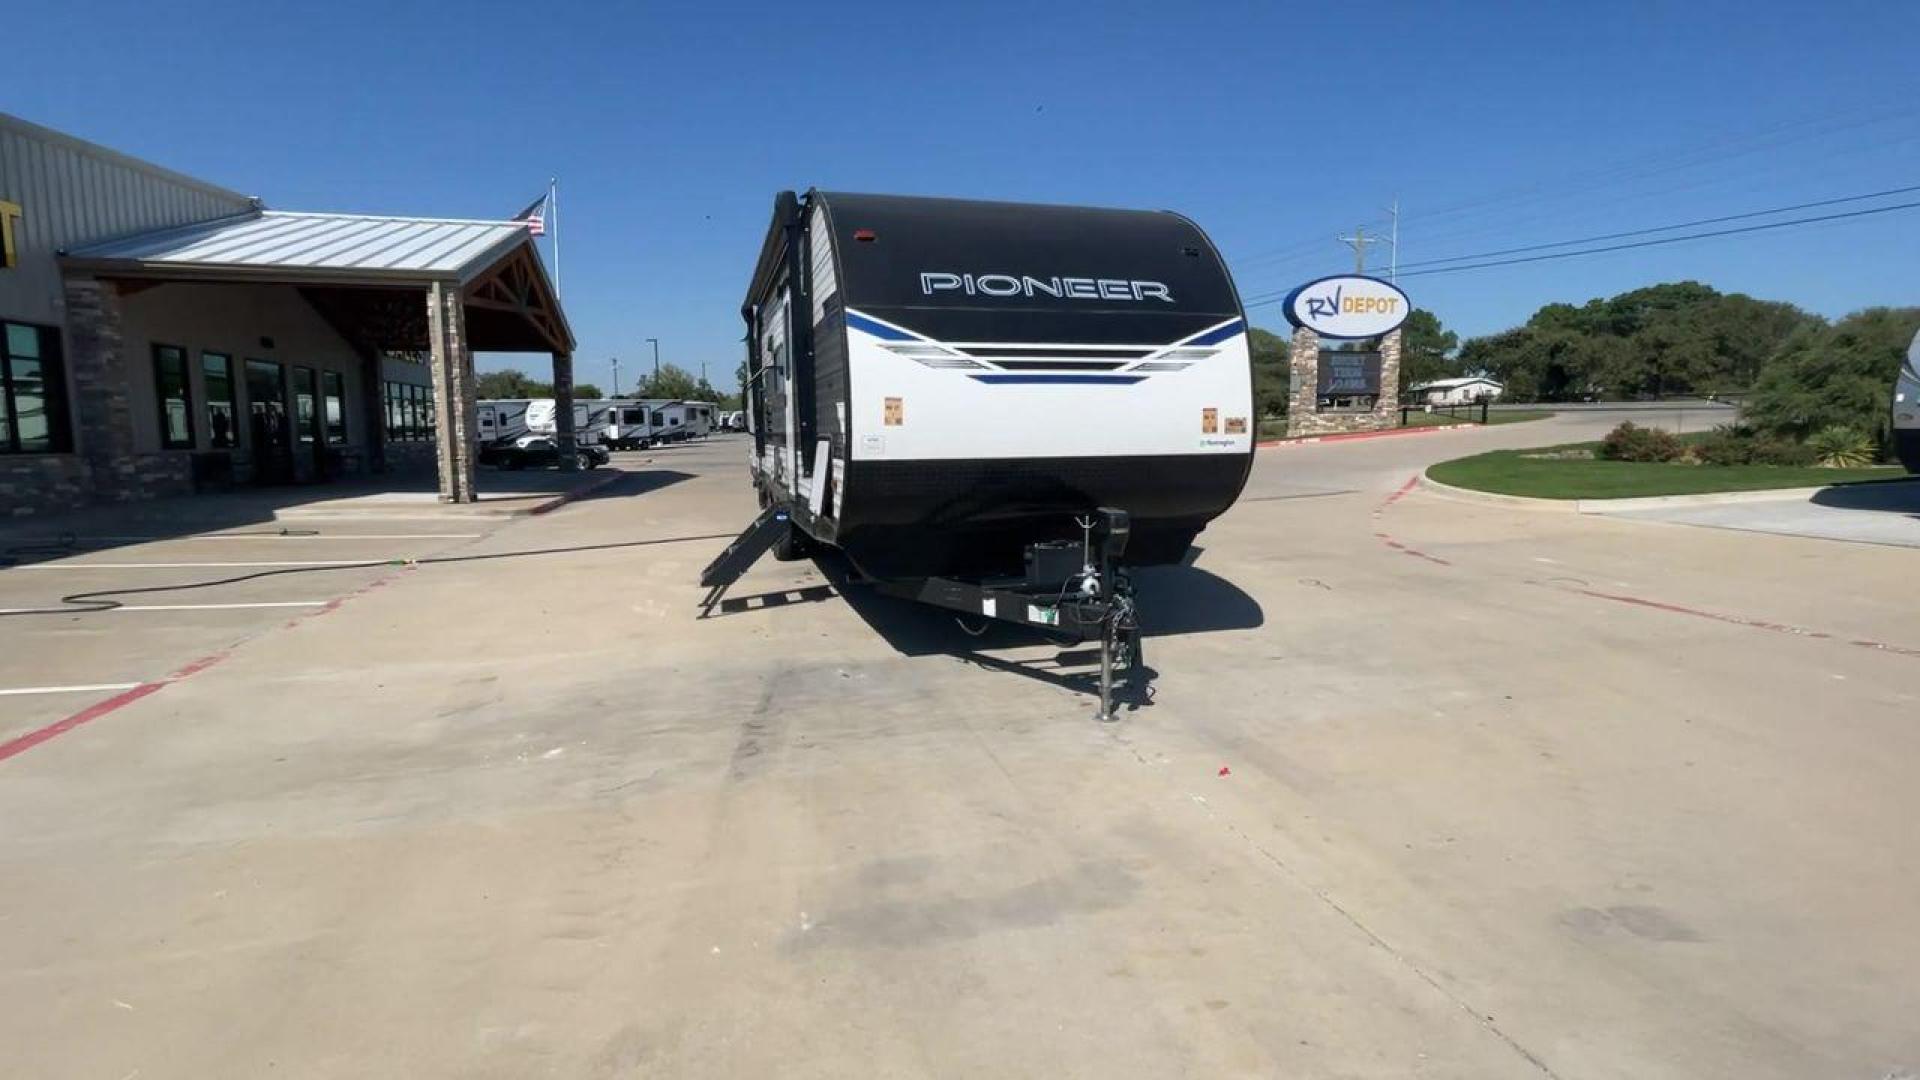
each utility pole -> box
[1337,224,1387,274]
[646,337,660,387]
[1387,198,1399,282]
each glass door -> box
[245,359,290,484]
[293,366,321,478]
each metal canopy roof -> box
[64,210,537,285]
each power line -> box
[1242,198,1920,305]
[1397,199,1920,278]
[1391,183,1920,271]
[1224,106,1918,273]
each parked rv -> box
[476,399,535,446]
[605,401,657,450]
[1896,328,1919,472]
[651,401,716,442]
[479,397,634,448]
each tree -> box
[1745,307,1920,445]
[1455,282,1816,402]
[475,368,604,399]
[1247,326,1291,417]
[475,368,550,399]
[1397,308,1459,393]
[633,363,701,401]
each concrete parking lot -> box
[2,420,1916,1079]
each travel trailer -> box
[1896,328,1919,472]
[701,191,1252,719]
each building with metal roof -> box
[0,112,576,515]
[66,211,543,283]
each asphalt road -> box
[2,419,1916,1079]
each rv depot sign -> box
[1282,274,1412,438]
[1282,274,1411,339]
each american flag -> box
[512,193,547,236]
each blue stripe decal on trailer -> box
[845,310,916,341]
[968,374,1147,385]
[1184,319,1246,347]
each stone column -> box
[551,351,577,471]
[427,281,477,502]
[1285,326,1320,439]
[62,275,139,495]
[452,299,477,499]
[1375,327,1403,425]
[427,282,456,500]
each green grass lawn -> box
[1428,441,1905,499]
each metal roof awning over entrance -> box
[62,209,574,353]
[61,208,578,503]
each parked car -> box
[479,435,609,471]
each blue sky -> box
[9,0,1919,389]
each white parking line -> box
[0,682,143,697]
[10,560,396,570]
[49,533,482,542]
[0,601,331,614]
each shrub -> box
[1806,425,1875,468]
[1745,438,1817,467]
[1690,425,1818,466]
[1599,421,1684,462]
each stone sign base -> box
[1285,325,1403,439]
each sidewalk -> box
[0,466,621,544]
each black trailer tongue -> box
[701,505,1146,721]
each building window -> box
[203,352,237,448]
[1,321,70,454]
[153,344,194,449]
[384,381,435,442]
[322,370,348,445]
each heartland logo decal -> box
[920,272,1174,303]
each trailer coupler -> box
[876,508,1144,721]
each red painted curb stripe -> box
[1568,586,1919,658]
[1371,474,1451,564]
[0,682,167,763]
[1258,423,1473,449]
[1361,471,1919,660]
[0,647,235,764]
[0,567,416,766]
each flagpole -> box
[548,177,562,303]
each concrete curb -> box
[269,470,628,522]
[1417,471,1920,514]
[1258,423,1475,449]
[1415,472,1581,511]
